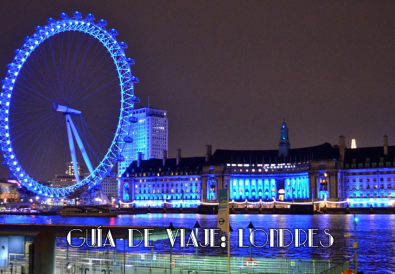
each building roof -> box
[208,143,338,165]
[123,157,206,176]
[344,146,395,164]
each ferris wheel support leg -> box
[68,116,94,174]
[66,115,81,184]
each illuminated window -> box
[185,183,188,186]
[171,189,174,193]
[135,185,138,188]
[374,185,378,189]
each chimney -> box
[205,145,212,163]
[176,149,181,166]
[384,135,388,156]
[137,152,142,167]
[162,150,167,166]
[351,139,357,149]
[339,135,345,161]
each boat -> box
[59,206,118,217]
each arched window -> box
[123,183,130,201]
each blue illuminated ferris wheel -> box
[0,12,139,198]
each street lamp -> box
[247,221,255,266]
[193,221,201,256]
[168,222,176,274]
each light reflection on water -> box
[1,213,394,272]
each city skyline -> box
[0,1,395,180]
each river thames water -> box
[0,213,394,273]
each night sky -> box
[1,1,395,179]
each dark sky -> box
[1,1,395,178]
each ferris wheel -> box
[0,11,139,198]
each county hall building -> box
[119,122,395,208]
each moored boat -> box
[60,206,118,217]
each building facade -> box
[118,107,168,176]
[53,162,84,188]
[119,123,395,208]
[100,174,118,200]
[120,150,203,207]
[341,135,395,207]
[0,181,20,203]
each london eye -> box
[0,11,139,198]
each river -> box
[1,213,394,272]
